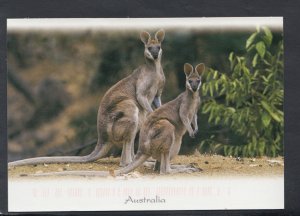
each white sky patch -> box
[7,17,283,32]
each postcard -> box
[7,17,284,211]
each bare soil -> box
[8,154,284,179]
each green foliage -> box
[200,27,283,157]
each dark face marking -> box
[187,75,202,92]
[147,44,161,59]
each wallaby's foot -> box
[120,152,133,167]
[120,159,132,167]
[155,163,202,173]
[169,166,203,174]
[119,150,133,167]
[170,163,201,169]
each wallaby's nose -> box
[148,46,160,59]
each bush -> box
[199,27,284,157]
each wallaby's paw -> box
[189,131,195,138]
[193,128,199,136]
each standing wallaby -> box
[30,63,204,177]
[9,29,166,168]
[133,63,204,174]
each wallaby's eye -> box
[188,80,192,84]
[157,46,161,50]
[148,47,152,51]
[197,79,201,82]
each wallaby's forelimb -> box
[179,106,195,138]
[136,90,153,113]
[192,115,198,135]
[153,96,162,109]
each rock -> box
[249,164,259,167]
[236,157,243,162]
[267,159,284,166]
[250,158,256,162]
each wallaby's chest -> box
[186,98,200,121]
[146,69,165,98]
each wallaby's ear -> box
[155,29,165,43]
[184,63,193,77]
[195,63,205,76]
[140,31,150,45]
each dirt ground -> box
[8,154,284,179]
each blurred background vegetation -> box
[7,26,283,161]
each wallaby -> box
[9,29,166,168]
[30,63,204,177]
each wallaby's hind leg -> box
[112,101,139,167]
[115,120,138,167]
[131,141,135,160]
[160,152,171,174]
[120,141,134,167]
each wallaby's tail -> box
[8,141,112,167]
[114,153,149,176]
[31,170,110,177]
[20,152,148,178]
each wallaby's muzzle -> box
[192,86,198,92]
[148,46,160,59]
[188,79,201,92]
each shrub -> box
[200,27,284,157]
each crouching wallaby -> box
[31,63,204,177]
[9,29,166,168]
